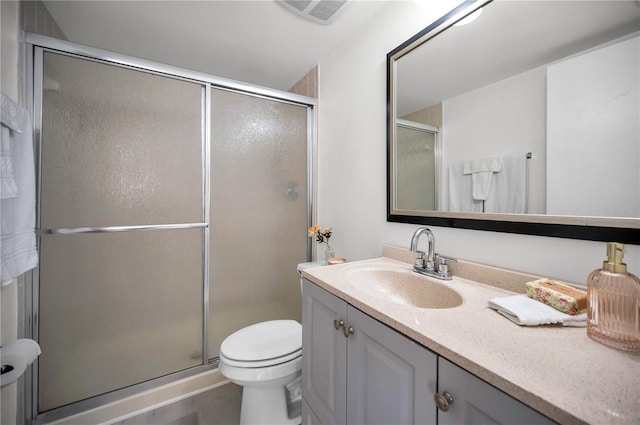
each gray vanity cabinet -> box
[302,278,348,424]
[345,305,438,424]
[302,278,438,425]
[302,278,556,425]
[436,358,556,425]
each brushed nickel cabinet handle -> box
[333,319,354,337]
[434,391,454,412]
[342,325,354,338]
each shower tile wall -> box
[23,0,67,40]
[288,66,318,98]
[401,102,442,128]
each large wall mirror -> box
[387,0,640,243]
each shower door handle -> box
[45,222,207,234]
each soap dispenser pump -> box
[587,242,640,351]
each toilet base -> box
[239,382,301,425]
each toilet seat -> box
[218,354,302,397]
[220,320,302,368]
[220,348,301,368]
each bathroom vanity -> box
[300,247,640,425]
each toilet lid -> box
[220,320,302,362]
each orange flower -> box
[308,225,333,246]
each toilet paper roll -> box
[1,339,41,387]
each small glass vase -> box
[324,245,335,261]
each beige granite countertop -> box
[301,246,640,425]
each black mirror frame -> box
[386,0,640,244]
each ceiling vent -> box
[277,0,349,25]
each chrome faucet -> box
[409,227,457,280]
[410,227,435,270]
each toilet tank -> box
[297,261,325,293]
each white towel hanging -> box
[448,162,483,212]
[463,156,503,201]
[1,93,38,283]
[484,155,527,214]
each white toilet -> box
[218,261,323,425]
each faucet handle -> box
[435,254,457,275]
[414,251,426,268]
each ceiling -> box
[42,0,390,92]
[396,0,640,116]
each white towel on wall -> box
[1,94,23,200]
[1,126,19,199]
[484,155,527,214]
[463,157,503,201]
[1,93,38,284]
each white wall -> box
[317,0,639,285]
[547,36,639,218]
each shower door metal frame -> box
[25,33,316,424]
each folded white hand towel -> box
[488,294,586,327]
[470,171,493,201]
[463,157,503,174]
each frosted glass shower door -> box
[37,52,206,412]
[208,88,309,358]
[395,124,438,211]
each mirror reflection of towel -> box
[449,155,526,213]
[484,156,527,214]
[448,162,483,212]
[462,157,503,201]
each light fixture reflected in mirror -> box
[454,7,482,26]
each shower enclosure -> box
[28,35,314,422]
[394,119,440,211]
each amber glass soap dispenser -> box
[587,242,640,351]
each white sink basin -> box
[342,263,463,309]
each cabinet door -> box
[302,279,348,425]
[437,358,556,425]
[302,398,323,425]
[346,306,438,425]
